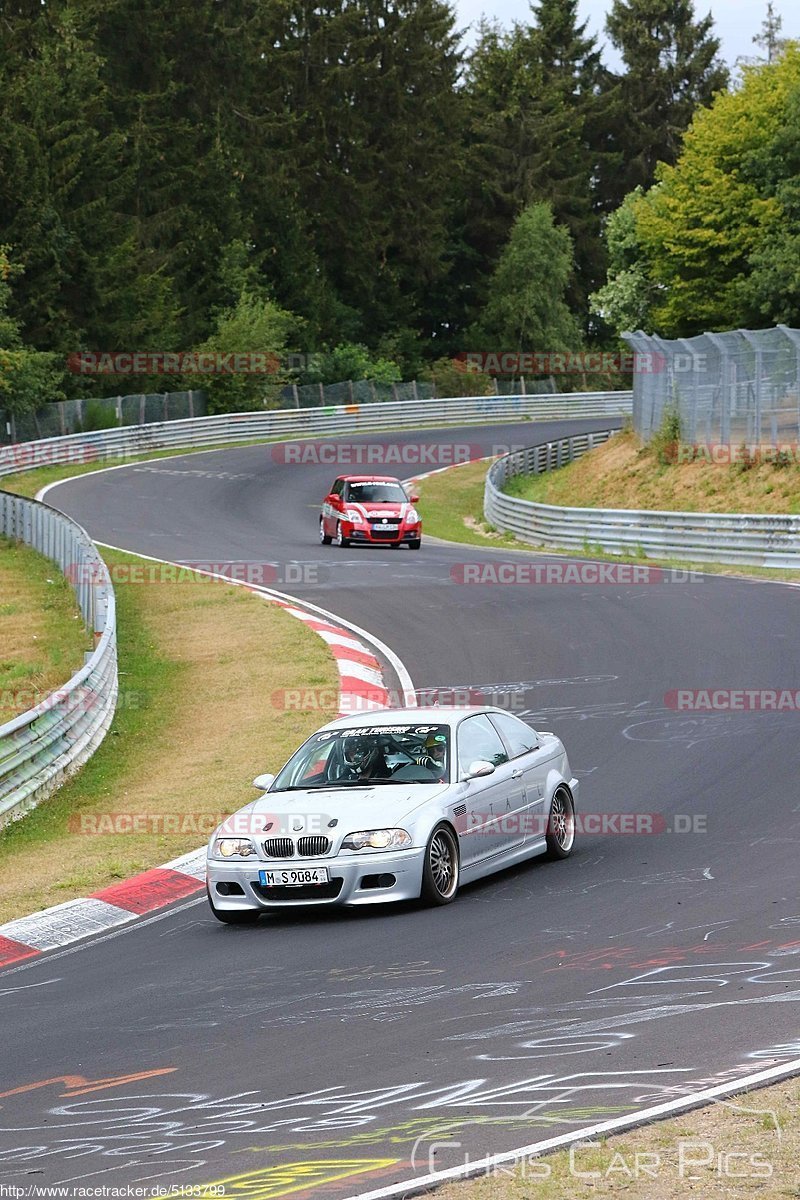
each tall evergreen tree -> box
[265,0,464,349]
[457,1,609,338]
[605,0,729,199]
[0,3,178,354]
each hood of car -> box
[247,783,448,832]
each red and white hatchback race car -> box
[319,475,422,549]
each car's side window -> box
[488,712,538,758]
[331,479,344,497]
[457,715,509,776]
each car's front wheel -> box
[319,518,332,545]
[333,521,350,548]
[207,889,261,925]
[420,823,460,905]
[408,538,421,550]
[545,786,576,859]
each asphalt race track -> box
[2,417,800,1195]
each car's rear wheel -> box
[207,889,261,925]
[420,823,460,905]
[319,518,332,545]
[545,786,575,859]
[333,521,349,548]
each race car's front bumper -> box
[207,846,427,910]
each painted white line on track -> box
[344,1055,800,1200]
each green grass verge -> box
[416,460,800,583]
[0,546,338,922]
[0,535,91,719]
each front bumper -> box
[345,523,421,545]
[207,846,427,910]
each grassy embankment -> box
[0,546,338,923]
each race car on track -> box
[206,706,578,922]
[319,475,422,548]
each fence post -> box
[292,383,300,409]
[348,380,354,403]
[139,394,146,425]
[412,380,419,403]
[706,332,731,446]
[318,382,324,407]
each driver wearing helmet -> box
[341,735,390,781]
[412,733,447,778]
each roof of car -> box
[336,475,403,483]
[320,706,508,731]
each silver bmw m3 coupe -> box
[206,706,578,923]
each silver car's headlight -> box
[212,837,257,859]
[341,828,413,851]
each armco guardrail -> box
[485,430,800,568]
[0,391,631,480]
[0,493,117,824]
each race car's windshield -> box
[271,724,450,789]
[344,482,407,503]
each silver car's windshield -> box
[272,724,450,789]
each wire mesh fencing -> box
[622,326,800,447]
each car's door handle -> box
[511,768,523,779]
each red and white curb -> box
[269,599,390,715]
[0,577,411,970]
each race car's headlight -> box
[406,507,419,523]
[345,510,364,523]
[341,828,413,851]
[213,837,257,859]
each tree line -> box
[0,0,747,412]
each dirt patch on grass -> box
[0,536,90,720]
[0,549,338,922]
[435,1076,799,1200]
[508,430,800,515]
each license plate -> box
[259,867,329,887]
[375,524,398,531]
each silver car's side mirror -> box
[461,759,496,781]
[252,772,275,790]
